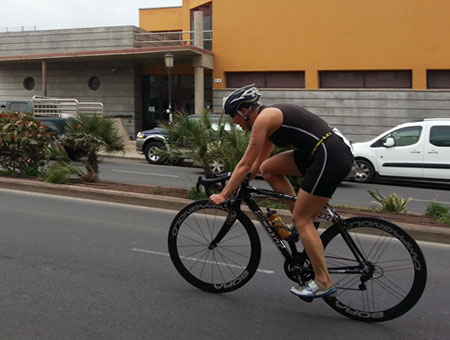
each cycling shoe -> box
[290,280,336,299]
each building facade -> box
[140,0,450,141]
[0,0,449,141]
[141,0,450,91]
[0,24,212,137]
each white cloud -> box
[0,0,182,31]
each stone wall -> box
[213,89,450,142]
[0,61,142,139]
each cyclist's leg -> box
[261,150,333,288]
[292,190,333,289]
[259,150,301,212]
[293,137,354,293]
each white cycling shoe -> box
[290,280,336,299]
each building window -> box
[227,72,305,88]
[319,71,412,88]
[88,76,101,91]
[23,76,35,91]
[427,70,450,89]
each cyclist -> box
[209,84,354,299]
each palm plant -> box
[54,114,125,181]
[214,122,250,171]
[159,112,248,178]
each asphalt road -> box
[97,158,450,214]
[1,189,448,340]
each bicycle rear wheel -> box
[321,217,427,322]
[168,200,261,293]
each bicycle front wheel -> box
[321,217,427,322]
[168,200,261,293]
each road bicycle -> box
[168,173,427,322]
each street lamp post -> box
[164,51,174,122]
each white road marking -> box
[131,248,275,274]
[111,169,179,178]
[411,198,450,205]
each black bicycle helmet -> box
[223,84,261,117]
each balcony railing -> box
[134,30,212,48]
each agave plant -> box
[368,189,412,213]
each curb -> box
[0,177,192,211]
[1,176,449,245]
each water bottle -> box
[266,208,292,240]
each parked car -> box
[136,126,168,165]
[352,118,450,183]
[136,115,238,173]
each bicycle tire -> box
[168,200,261,293]
[320,217,427,322]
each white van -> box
[352,119,450,183]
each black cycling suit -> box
[263,104,354,198]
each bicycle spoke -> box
[214,249,241,278]
[182,220,211,243]
[177,232,208,246]
[373,274,409,299]
[375,258,413,272]
[212,251,228,284]
[221,230,250,245]
[371,235,395,264]
[186,247,210,272]
[217,244,251,259]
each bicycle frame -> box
[204,177,371,283]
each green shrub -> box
[0,113,53,176]
[425,201,449,219]
[186,186,209,200]
[439,215,450,225]
[368,189,412,213]
[426,201,450,225]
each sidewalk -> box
[100,140,145,160]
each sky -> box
[0,0,182,31]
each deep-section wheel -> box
[168,200,261,293]
[321,217,427,322]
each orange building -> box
[140,0,450,91]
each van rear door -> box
[423,121,450,180]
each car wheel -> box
[144,141,166,165]
[209,159,225,174]
[353,159,375,183]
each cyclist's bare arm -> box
[249,139,274,180]
[210,109,282,204]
